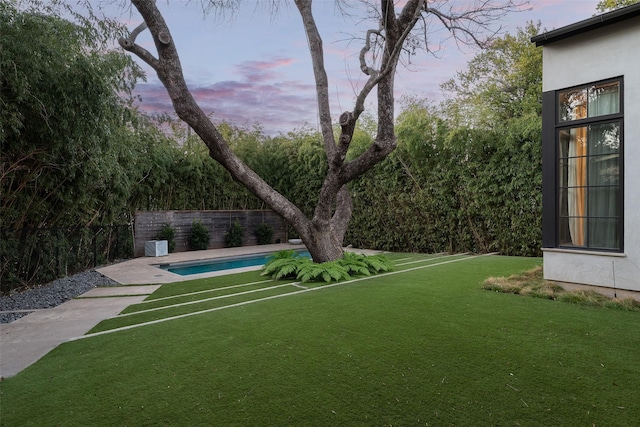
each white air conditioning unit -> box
[145,240,168,257]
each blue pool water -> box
[159,250,310,276]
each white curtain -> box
[588,83,619,117]
[588,84,620,249]
[567,127,586,246]
[561,82,620,249]
[588,123,620,249]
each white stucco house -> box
[531,3,640,296]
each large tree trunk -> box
[304,222,345,262]
[302,184,353,262]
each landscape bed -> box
[1,253,638,426]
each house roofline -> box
[531,2,640,46]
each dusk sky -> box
[106,0,602,135]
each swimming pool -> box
[159,250,311,276]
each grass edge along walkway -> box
[71,252,490,341]
[140,279,274,304]
[116,282,294,318]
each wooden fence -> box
[134,210,287,256]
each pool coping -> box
[97,244,382,285]
[96,244,299,284]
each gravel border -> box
[0,270,120,324]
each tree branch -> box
[335,0,425,183]
[339,0,525,185]
[118,20,160,70]
[294,0,337,160]
[121,0,309,234]
[352,0,425,116]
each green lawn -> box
[2,254,638,426]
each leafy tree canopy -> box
[596,0,639,13]
[1,1,143,228]
[440,22,542,128]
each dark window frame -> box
[541,76,624,252]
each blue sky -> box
[107,0,602,134]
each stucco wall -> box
[541,17,640,291]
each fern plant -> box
[261,251,394,283]
[262,257,309,280]
[338,252,372,276]
[263,250,304,279]
[268,250,299,260]
[359,254,394,273]
[296,260,350,283]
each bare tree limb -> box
[294,0,337,161]
[118,21,160,70]
[121,0,310,242]
[333,0,426,185]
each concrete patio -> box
[95,243,305,284]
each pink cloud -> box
[133,72,322,135]
[132,53,328,135]
[233,58,296,83]
[242,58,296,70]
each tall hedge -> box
[345,109,542,256]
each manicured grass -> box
[1,254,638,426]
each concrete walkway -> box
[0,285,159,379]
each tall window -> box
[556,79,623,251]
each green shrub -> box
[189,221,210,251]
[224,220,244,248]
[262,251,393,283]
[254,223,273,245]
[156,223,176,253]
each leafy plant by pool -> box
[189,220,210,250]
[155,223,176,252]
[261,250,393,283]
[254,223,273,245]
[225,219,244,248]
